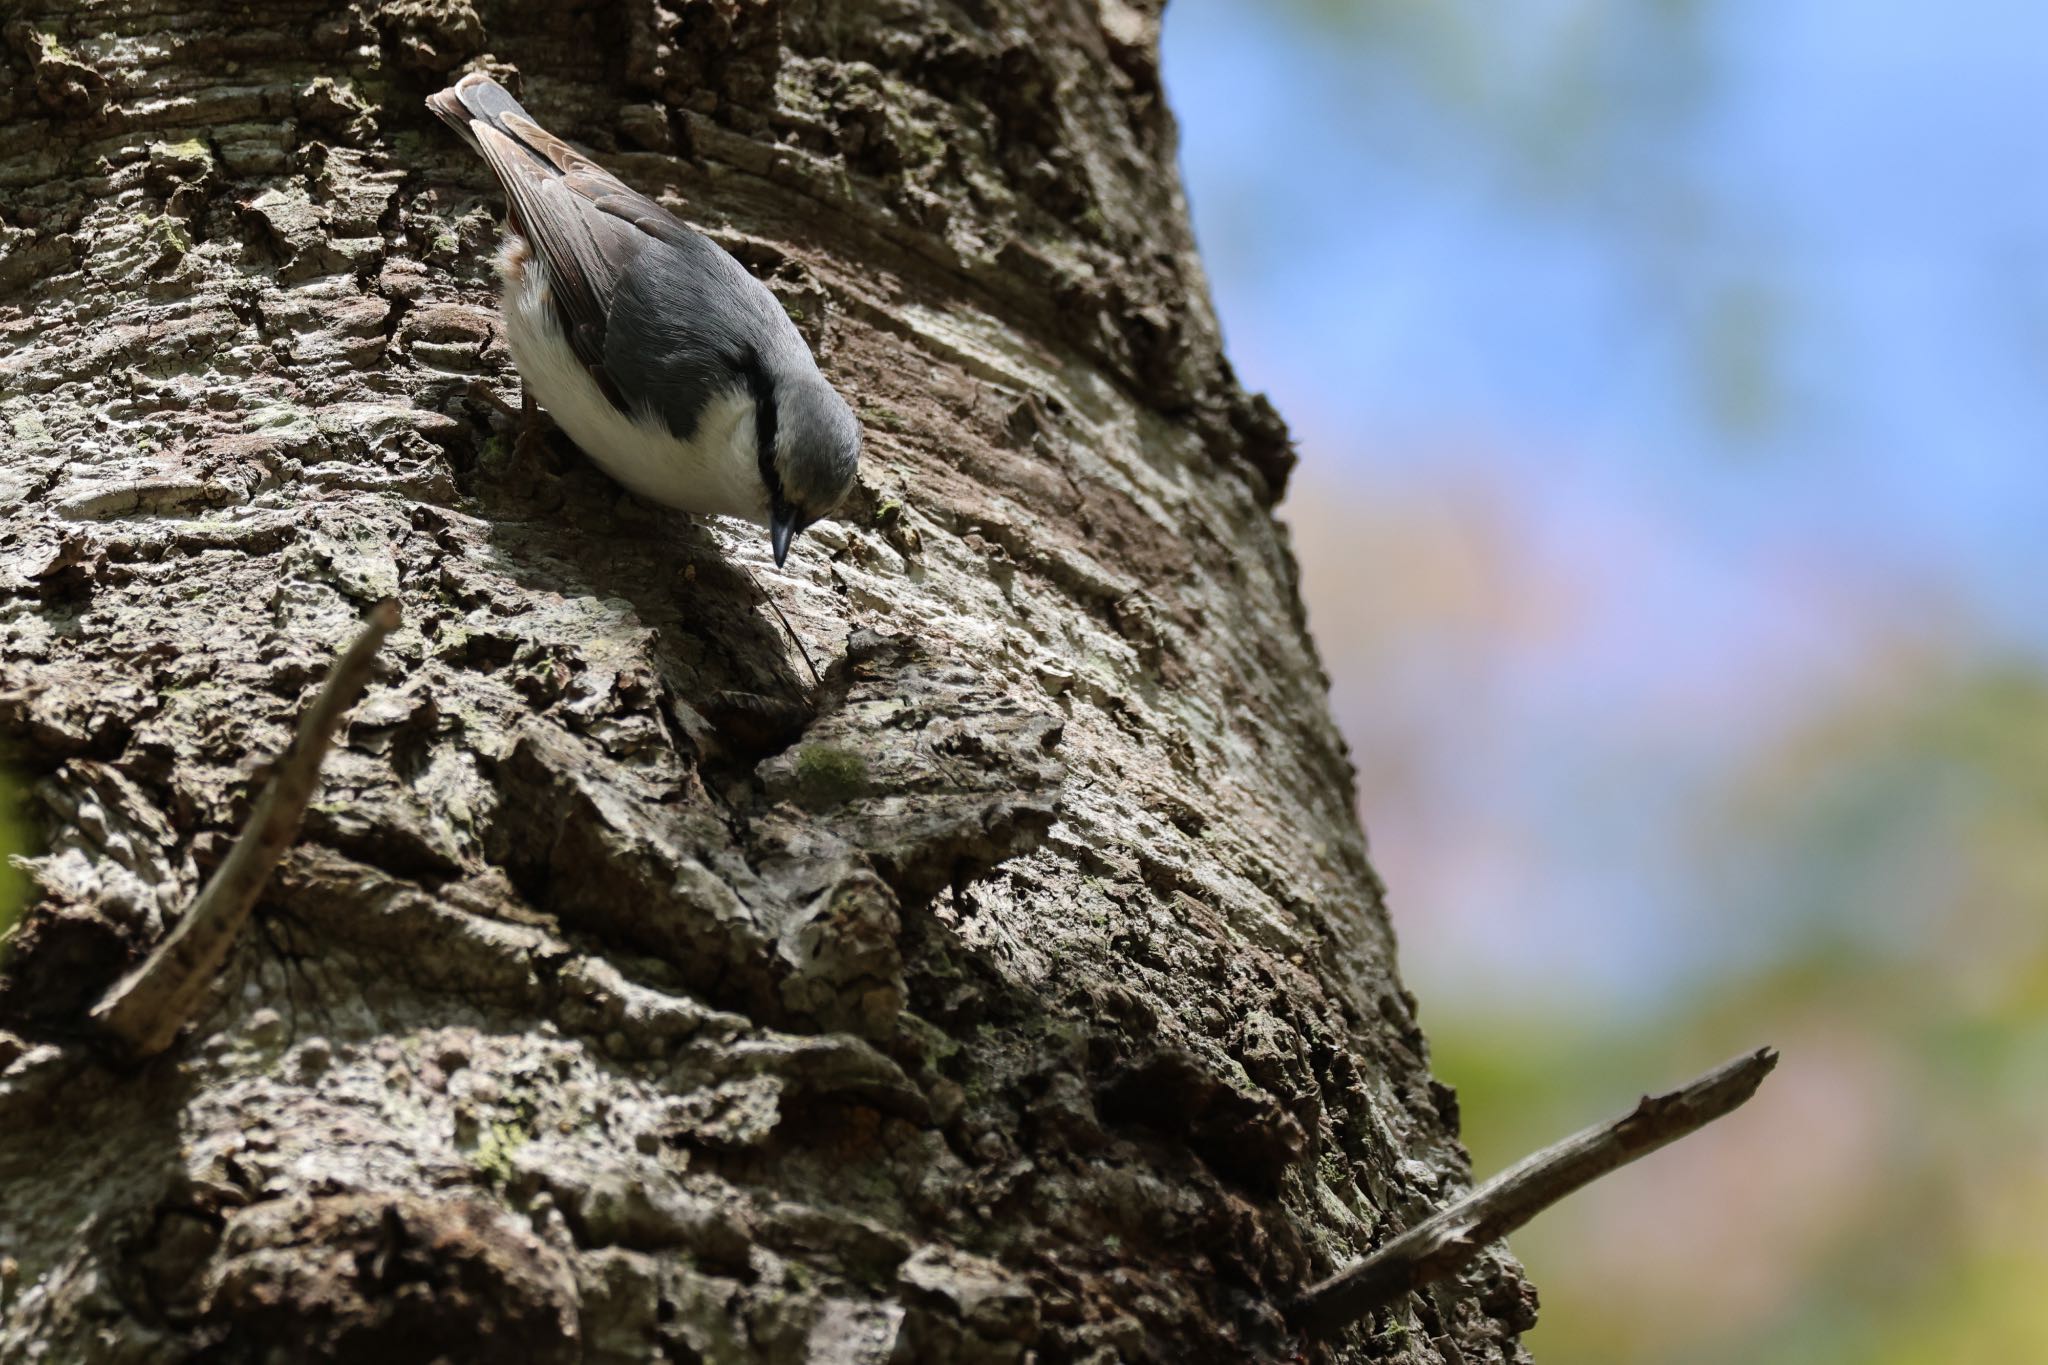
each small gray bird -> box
[429,72,859,565]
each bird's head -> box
[762,372,862,566]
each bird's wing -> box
[431,73,692,380]
[470,123,619,371]
[431,73,792,434]
[483,95,703,249]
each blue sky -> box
[1161,2,2048,1007]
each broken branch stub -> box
[1289,1046,1780,1338]
[90,601,402,1059]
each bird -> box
[428,71,860,566]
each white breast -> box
[497,241,768,524]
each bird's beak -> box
[770,504,798,568]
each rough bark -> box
[0,2,1534,1361]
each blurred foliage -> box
[1719,661,2048,988]
[1698,278,1790,439]
[0,772,25,947]
[1265,0,1714,198]
[1427,657,2048,1362]
[1234,0,1797,443]
[1197,3,2048,1356]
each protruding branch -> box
[1290,1046,1779,1338]
[91,601,401,1058]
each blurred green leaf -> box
[0,771,25,947]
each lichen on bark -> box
[0,1,1533,1361]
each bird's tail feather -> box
[430,71,627,196]
[427,72,558,174]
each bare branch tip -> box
[1289,1045,1780,1339]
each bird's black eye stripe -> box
[737,348,785,511]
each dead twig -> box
[763,589,823,687]
[736,559,822,688]
[1289,1046,1779,1339]
[90,601,401,1058]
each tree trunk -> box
[0,2,1534,1361]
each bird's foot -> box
[513,388,549,463]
